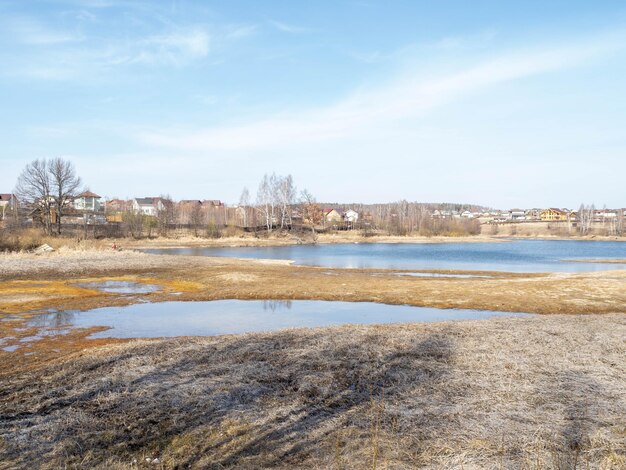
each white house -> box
[0,194,17,220]
[344,209,359,223]
[132,197,167,216]
[510,209,526,221]
[74,191,102,212]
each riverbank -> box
[1,313,624,469]
[121,232,508,249]
[122,231,626,249]
[3,229,625,254]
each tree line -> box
[8,158,624,238]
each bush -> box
[206,222,222,239]
[0,228,50,252]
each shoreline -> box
[122,232,626,250]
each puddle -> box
[75,281,161,294]
[1,316,20,322]
[2,345,19,352]
[26,300,532,339]
[374,272,493,279]
[17,329,72,343]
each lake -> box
[144,239,626,273]
[28,300,532,339]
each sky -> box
[1,0,625,208]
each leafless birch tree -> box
[256,174,275,232]
[277,174,296,228]
[239,187,250,228]
[578,203,595,235]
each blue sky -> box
[1,0,625,208]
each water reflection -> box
[26,300,532,339]
[262,300,293,312]
[29,310,76,328]
[75,281,160,294]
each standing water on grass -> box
[28,300,532,339]
[143,239,626,273]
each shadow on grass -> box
[0,327,460,468]
[550,371,601,470]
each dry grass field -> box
[1,248,625,468]
[1,314,625,469]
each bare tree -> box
[277,174,296,228]
[578,203,595,236]
[615,209,624,237]
[14,159,54,234]
[190,203,204,237]
[300,189,321,233]
[256,174,274,232]
[239,187,250,228]
[123,210,144,238]
[48,158,82,235]
[156,196,175,236]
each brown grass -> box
[0,228,113,252]
[0,314,624,469]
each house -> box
[132,197,169,216]
[323,208,343,223]
[106,199,131,213]
[74,191,102,212]
[540,208,568,221]
[177,200,205,224]
[525,209,541,220]
[595,209,617,220]
[202,200,224,208]
[0,194,17,220]
[461,210,474,218]
[344,209,359,223]
[510,209,526,221]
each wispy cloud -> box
[126,29,211,65]
[7,17,83,45]
[268,19,312,34]
[1,20,216,80]
[225,24,257,40]
[140,31,626,152]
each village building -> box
[525,209,541,220]
[595,209,618,220]
[344,209,359,223]
[74,191,102,212]
[323,208,343,223]
[509,209,526,221]
[202,200,224,208]
[540,208,568,221]
[0,194,18,221]
[132,197,169,216]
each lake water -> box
[144,240,626,273]
[28,300,532,339]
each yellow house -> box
[540,208,568,221]
[323,209,343,223]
